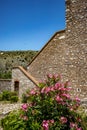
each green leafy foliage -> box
[0,71,11,79]
[0,90,18,103]
[1,90,11,101]
[22,93,28,103]
[1,111,25,130]
[10,96,19,103]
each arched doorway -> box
[14,81,19,95]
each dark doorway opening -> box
[14,81,19,95]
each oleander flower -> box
[21,104,28,111]
[55,95,63,102]
[54,82,61,90]
[60,116,67,124]
[76,127,82,130]
[42,120,49,130]
[50,119,54,124]
[62,93,70,99]
[70,122,77,129]
[75,97,80,102]
[30,89,36,95]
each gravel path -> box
[0,103,22,118]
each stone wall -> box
[65,0,87,98]
[0,79,11,93]
[27,30,66,80]
[11,68,36,98]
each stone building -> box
[12,0,87,99]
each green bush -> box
[82,115,87,130]
[0,71,11,79]
[0,90,18,103]
[22,94,28,103]
[10,96,18,103]
[10,91,18,96]
[1,111,25,130]
[2,90,11,101]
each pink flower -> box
[60,117,67,124]
[55,95,63,102]
[70,122,82,130]
[54,82,61,90]
[50,119,54,124]
[60,83,64,88]
[47,74,53,78]
[30,89,36,95]
[23,116,28,121]
[20,115,28,121]
[69,106,74,111]
[45,87,51,94]
[42,120,49,130]
[41,87,51,94]
[70,122,77,128]
[53,74,58,79]
[61,102,66,105]
[41,87,45,93]
[62,93,70,99]
[77,117,81,122]
[75,97,80,102]
[58,87,66,91]
[76,127,82,130]
[50,86,55,92]
[66,87,72,91]
[39,80,46,83]
[28,103,33,107]
[64,81,71,87]
[21,104,28,111]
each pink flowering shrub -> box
[20,74,84,130]
[1,75,87,130]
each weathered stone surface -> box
[65,0,87,98]
[0,79,11,93]
[11,68,36,98]
[27,31,66,80]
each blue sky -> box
[0,0,65,51]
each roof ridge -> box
[13,66,39,86]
